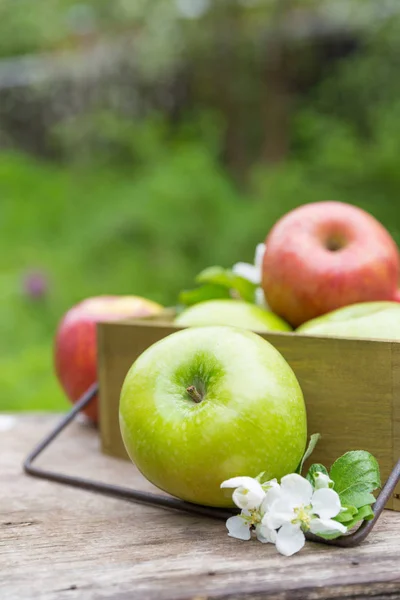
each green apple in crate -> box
[175,299,291,332]
[119,326,307,507]
[298,301,400,340]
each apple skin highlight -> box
[298,301,400,340]
[175,299,292,332]
[119,326,307,508]
[262,201,400,327]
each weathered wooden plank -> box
[1,415,400,599]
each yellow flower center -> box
[293,505,311,529]
[243,508,261,528]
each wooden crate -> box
[97,313,400,511]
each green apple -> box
[174,299,291,333]
[119,326,307,507]
[297,301,400,340]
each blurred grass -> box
[0,144,248,411]
[2,101,400,412]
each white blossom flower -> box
[221,476,266,510]
[232,243,268,308]
[261,477,279,492]
[254,287,268,309]
[221,472,347,556]
[232,243,265,286]
[254,521,278,544]
[225,512,252,541]
[313,472,334,490]
[225,510,277,544]
[262,474,347,556]
[221,476,278,544]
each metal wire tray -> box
[23,383,400,548]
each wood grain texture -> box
[1,414,400,600]
[98,318,399,510]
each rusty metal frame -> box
[23,383,400,547]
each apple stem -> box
[186,385,203,403]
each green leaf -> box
[312,505,373,540]
[314,529,343,541]
[196,266,257,303]
[345,504,375,529]
[334,505,358,523]
[329,451,381,509]
[296,433,321,474]
[306,463,329,486]
[333,504,375,533]
[178,283,231,306]
[360,504,375,521]
[255,471,266,483]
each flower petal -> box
[233,488,265,511]
[309,518,347,536]
[221,476,265,510]
[260,482,282,511]
[261,478,279,492]
[226,516,251,541]
[311,488,342,520]
[232,262,260,285]
[314,472,334,490]
[255,287,268,308]
[256,523,277,544]
[254,243,266,269]
[275,523,305,557]
[221,476,260,489]
[280,474,313,505]
[262,498,295,530]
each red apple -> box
[262,201,400,327]
[54,295,163,423]
[393,289,400,303]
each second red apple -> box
[261,201,400,327]
[54,295,163,423]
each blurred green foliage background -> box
[1,0,400,411]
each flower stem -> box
[186,385,203,403]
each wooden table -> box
[2,414,400,600]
